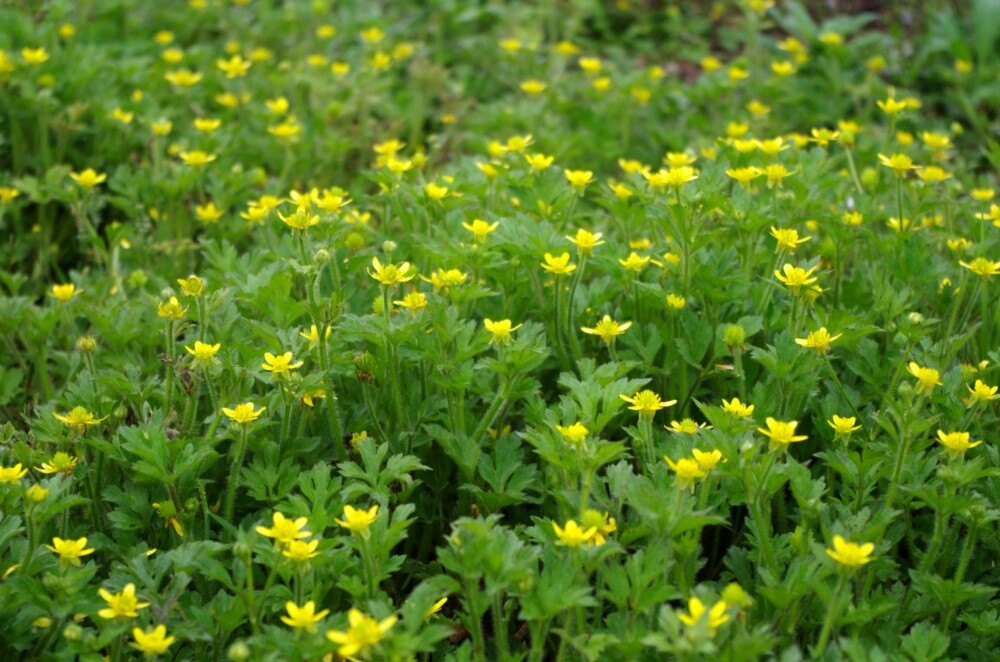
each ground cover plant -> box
[0,0,999,659]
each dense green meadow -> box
[1,0,999,659]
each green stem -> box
[942,519,978,630]
[224,427,249,523]
[815,574,847,657]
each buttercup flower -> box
[966,379,998,405]
[722,398,754,418]
[795,327,842,353]
[283,539,321,563]
[131,625,175,656]
[0,464,27,485]
[53,406,107,433]
[692,448,724,473]
[51,283,81,303]
[664,456,707,491]
[98,583,151,620]
[222,402,266,426]
[552,520,596,547]
[368,257,415,285]
[907,362,942,394]
[335,504,379,535]
[936,430,981,460]
[566,229,605,256]
[326,609,397,658]
[462,219,499,243]
[826,535,875,568]
[959,257,999,279]
[541,252,576,275]
[774,263,819,291]
[770,227,811,252]
[555,422,589,444]
[581,315,632,345]
[46,537,95,565]
[757,417,808,450]
[281,601,330,632]
[184,341,220,365]
[256,512,311,545]
[262,352,303,376]
[69,168,107,189]
[679,598,729,633]
[564,169,594,192]
[620,390,676,418]
[829,415,861,437]
[484,319,522,344]
[579,509,616,545]
[36,452,78,475]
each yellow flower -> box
[462,219,499,243]
[907,362,942,394]
[164,69,202,86]
[424,597,448,619]
[757,417,808,450]
[969,188,995,202]
[762,163,793,186]
[936,430,982,460]
[541,252,576,276]
[564,169,595,192]
[157,296,187,320]
[643,166,699,189]
[51,283,81,303]
[757,137,787,157]
[664,456,707,491]
[368,257,415,286]
[394,292,428,313]
[581,314,632,345]
[667,418,711,435]
[506,134,533,152]
[216,54,251,78]
[283,539,321,563]
[222,402,266,426]
[692,448,724,473]
[256,512,310,545]
[69,169,108,189]
[579,509,616,545]
[98,583,151,620]
[281,601,330,632]
[178,150,216,167]
[46,537,95,565]
[810,127,840,146]
[335,505,379,535]
[326,609,398,658]
[36,452,78,475]
[424,182,450,201]
[620,390,676,418]
[877,97,908,115]
[26,484,49,503]
[825,535,875,568]
[0,187,21,204]
[878,153,918,176]
[268,121,301,142]
[22,47,50,65]
[193,117,221,133]
[726,166,762,187]
[53,406,106,433]
[194,202,224,223]
[566,229,604,256]
[794,327,842,353]
[520,79,547,95]
[959,257,999,279]
[0,464,27,485]
[619,252,651,272]
[278,208,319,232]
[484,319,522,344]
[610,182,634,199]
[828,415,861,437]
[184,341,220,365]
[552,520,596,547]
[555,422,588,444]
[678,598,729,632]
[774,263,819,291]
[666,294,687,310]
[262,352,303,375]
[771,60,797,76]
[131,625,175,656]
[301,389,326,408]
[966,379,998,405]
[918,166,951,183]
[770,227,811,252]
[722,398,754,418]
[524,153,554,171]
[176,275,204,297]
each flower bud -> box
[314,248,330,264]
[75,336,97,352]
[382,240,397,253]
[723,323,747,350]
[63,623,83,641]
[26,484,49,503]
[227,641,251,662]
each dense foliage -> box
[1,0,999,659]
